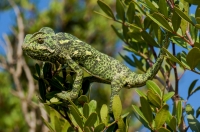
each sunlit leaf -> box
[176,100,182,125]
[112,95,122,119]
[163,92,175,102]
[146,80,162,97]
[186,47,200,69]
[155,105,169,129]
[148,13,173,32]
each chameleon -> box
[22,27,165,110]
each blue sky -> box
[0,1,199,131]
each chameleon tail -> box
[128,49,165,87]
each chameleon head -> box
[22,27,59,62]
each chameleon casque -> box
[22,27,165,110]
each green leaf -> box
[174,7,194,26]
[155,105,169,129]
[146,80,162,97]
[116,0,125,21]
[100,104,109,125]
[41,117,55,132]
[163,92,175,102]
[112,95,122,119]
[172,11,181,32]
[97,0,115,19]
[132,105,149,128]
[94,123,105,132]
[196,17,200,24]
[117,117,126,131]
[126,2,135,23]
[147,90,162,108]
[135,89,147,99]
[163,47,187,69]
[185,104,195,115]
[186,47,200,69]
[169,116,177,131]
[140,97,153,124]
[78,95,89,104]
[185,0,200,5]
[69,105,83,129]
[158,0,168,17]
[88,100,97,114]
[148,13,173,32]
[144,0,158,12]
[111,25,124,41]
[170,36,187,48]
[83,103,89,118]
[195,6,200,18]
[157,127,171,132]
[84,112,97,128]
[187,79,198,99]
[176,100,182,125]
[84,127,91,132]
[35,63,41,77]
[187,114,200,132]
[196,107,200,118]
[195,24,200,29]
[141,30,159,47]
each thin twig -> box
[172,43,179,95]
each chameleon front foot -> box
[56,91,78,100]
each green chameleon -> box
[22,27,165,110]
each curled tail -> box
[128,49,165,87]
[128,32,169,87]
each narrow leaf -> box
[83,103,89,118]
[185,104,195,115]
[116,0,125,21]
[155,105,169,129]
[141,30,159,47]
[187,114,200,132]
[163,47,187,69]
[157,127,171,132]
[140,97,153,124]
[169,116,177,131]
[100,104,109,125]
[187,79,198,99]
[163,92,175,102]
[158,0,168,17]
[186,47,200,69]
[135,89,147,99]
[94,123,105,132]
[112,95,122,119]
[172,11,181,32]
[176,100,182,125]
[174,7,194,26]
[69,105,83,129]
[84,112,97,128]
[146,80,162,97]
[127,2,135,23]
[148,13,173,32]
[97,0,115,19]
[147,90,162,108]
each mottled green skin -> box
[22,27,164,110]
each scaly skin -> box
[22,27,165,110]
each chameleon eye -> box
[37,38,44,44]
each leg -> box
[57,57,83,100]
[109,77,124,112]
